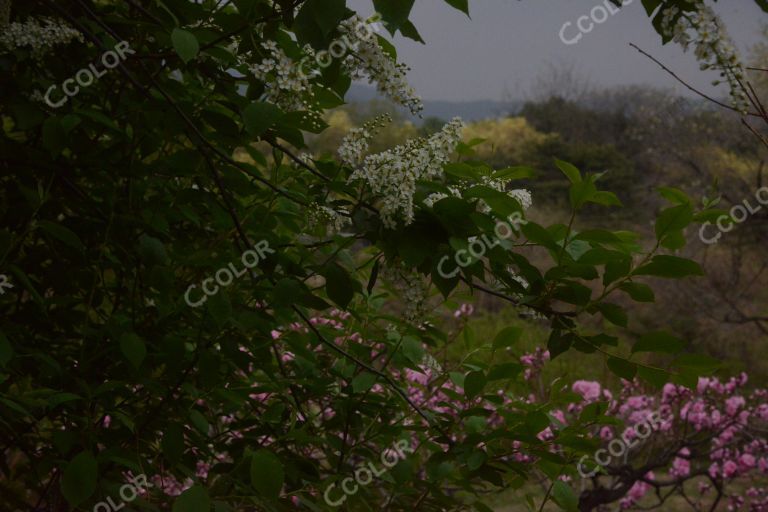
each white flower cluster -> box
[338,114,391,167]
[339,15,423,115]
[0,16,83,59]
[478,175,533,211]
[382,261,429,322]
[307,202,348,235]
[348,117,464,229]
[249,41,316,112]
[423,176,532,213]
[422,186,461,208]
[660,2,749,112]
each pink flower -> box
[739,453,756,470]
[453,303,474,318]
[726,396,746,416]
[572,380,601,401]
[722,460,739,478]
[671,448,690,478]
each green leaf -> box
[162,424,185,465]
[464,371,486,399]
[492,166,535,180]
[443,0,469,15]
[547,330,572,360]
[521,222,558,251]
[607,357,637,380]
[595,303,627,327]
[552,480,578,511]
[492,326,522,350]
[367,259,380,295]
[444,162,480,180]
[634,255,704,278]
[589,191,623,207]
[138,235,168,265]
[38,220,85,252]
[322,263,354,309]
[573,230,622,244]
[119,333,146,369]
[632,331,686,354]
[655,204,693,240]
[487,362,523,381]
[189,410,209,434]
[251,449,284,500]
[352,372,377,393]
[637,366,668,388]
[243,102,284,137]
[61,451,97,507]
[569,179,597,210]
[619,282,655,302]
[658,186,691,205]
[674,353,720,371]
[373,0,416,36]
[171,28,199,63]
[401,336,425,365]
[173,485,211,512]
[554,158,581,183]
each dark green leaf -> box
[632,331,686,354]
[634,256,704,278]
[492,326,522,350]
[171,28,199,63]
[251,450,284,500]
[464,371,486,399]
[61,451,97,507]
[173,485,211,512]
[619,282,655,302]
[119,333,146,369]
[554,158,581,183]
[243,102,283,137]
[607,357,637,380]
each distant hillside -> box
[346,84,520,124]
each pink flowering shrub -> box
[522,363,768,511]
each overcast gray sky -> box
[347,0,766,102]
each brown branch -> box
[628,43,761,118]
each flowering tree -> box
[517,346,768,511]
[0,1,764,511]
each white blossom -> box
[660,2,749,112]
[338,114,391,167]
[249,41,317,113]
[382,260,428,323]
[0,17,83,59]
[348,117,464,229]
[339,15,423,115]
[306,202,348,235]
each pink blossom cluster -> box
[557,375,768,510]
